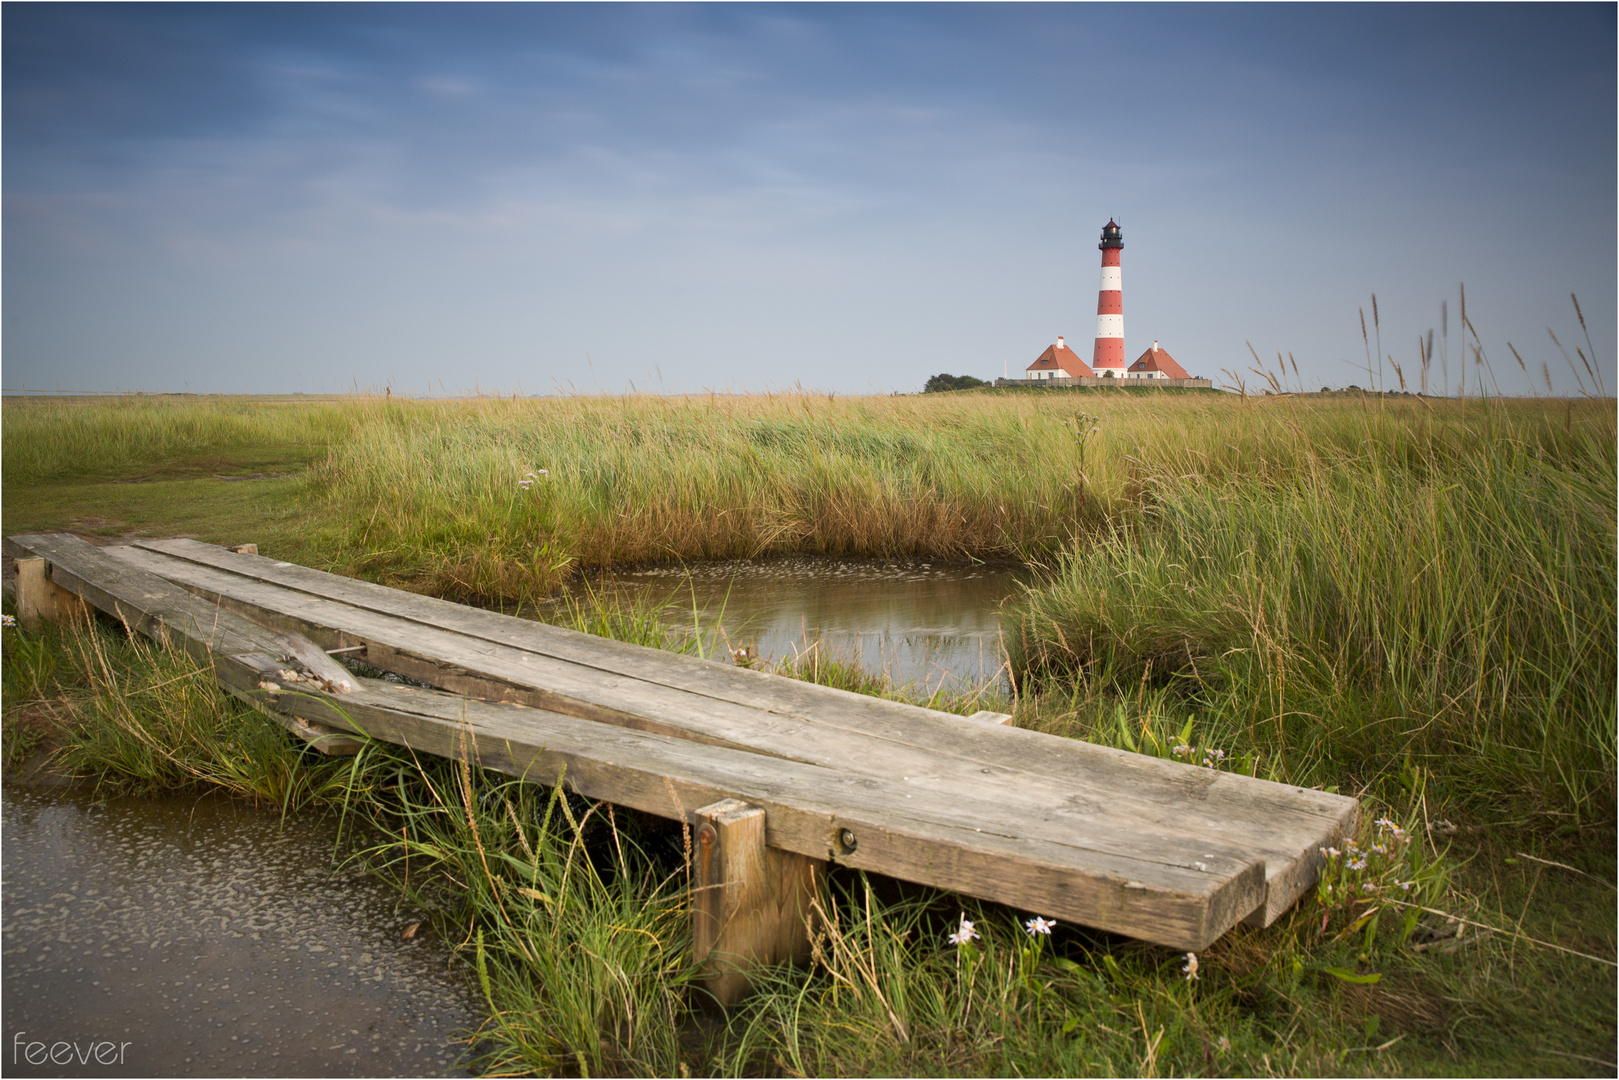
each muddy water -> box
[594,557,1028,693]
[2,786,481,1078]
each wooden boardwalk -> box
[6,533,1356,989]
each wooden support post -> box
[228,543,259,556]
[692,798,821,1006]
[14,557,92,630]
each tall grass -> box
[1006,397,1617,822]
[348,752,695,1076]
[305,392,1105,601]
[0,611,352,809]
[2,394,356,483]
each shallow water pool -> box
[590,556,1028,693]
[2,785,482,1078]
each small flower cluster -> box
[944,914,1058,947]
[1,613,15,628]
[1182,952,1199,980]
[1171,744,1227,769]
[1316,817,1419,920]
[517,469,549,490]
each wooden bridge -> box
[7,533,1357,1002]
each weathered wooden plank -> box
[9,532,1270,949]
[121,538,1357,924]
[273,632,358,694]
[10,535,291,664]
[242,677,1266,950]
[8,535,365,757]
[284,715,365,755]
[249,672,1268,906]
[107,545,1297,863]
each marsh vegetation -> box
[3,387,1614,1075]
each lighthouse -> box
[1092,219,1125,373]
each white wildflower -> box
[1024,916,1056,936]
[948,916,979,946]
[1182,952,1199,980]
[1349,857,1368,871]
[0,613,15,628]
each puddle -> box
[591,556,1028,693]
[2,785,482,1077]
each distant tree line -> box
[923,373,988,393]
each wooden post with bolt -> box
[692,798,821,1006]
[14,557,92,630]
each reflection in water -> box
[2,786,481,1078]
[591,557,1028,692]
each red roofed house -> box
[1025,336,1095,382]
[1126,341,1191,380]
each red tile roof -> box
[1026,342,1095,379]
[1128,345,1191,380]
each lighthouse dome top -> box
[1098,219,1123,251]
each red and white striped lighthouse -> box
[1092,219,1125,373]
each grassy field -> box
[5,387,1317,599]
[3,388,1615,1076]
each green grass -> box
[2,388,1320,601]
[2,394,355,563]
[5,600,1612,1076]
[1004,397,1617,827]
[3,388,1614,1076]
[1,394,356,484]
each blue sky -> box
[4,3,1614,396]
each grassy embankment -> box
[3,389,1106,598]
[3,389,1615,1076]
